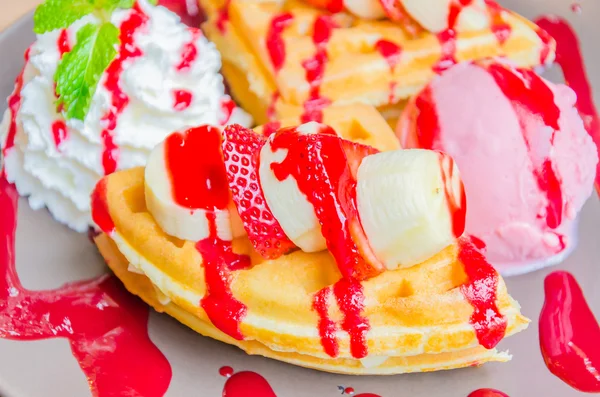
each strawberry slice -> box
[222,124,296,259]
[270,129,385,281]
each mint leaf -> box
[55,22,119,121]
[34,0,95,34]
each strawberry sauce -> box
[51,120,68,150]
[58,29,71,57]
[539,271,600,393]
[457,237,507,349]
[301,16,336,123]
[91,178,116,235]
[312,287,339,357]
[164,126,250,340]
[220,368,277,397]
[2,48,30,159]
[216,0,232,34]
[485,64,563,230]
[101,4,149,175]
[1,175,172,396]
[176,28,203,71]
[434,30,458,74]
[535,16,600,196]
[485,1,511,45]
[266,13,294,73]
[375,40,402,103]
[173,89,193,111]
[468,389,509,397]
[219,97,236,125]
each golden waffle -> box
[94,105,529,374]
[200,0,555,125]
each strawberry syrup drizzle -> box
[164,126,250,340]
[374,40,402,104]
[535,16,600,196]
[266,13,294,73]
[173,89,193,111]
[270,130,373,358]
[468,389,509,397]
[100,4,148,175]
[301,16,336,123]
[91,178,115,235]
[219,97,236,125]
[485,1,512,45]
[58,29,71,57]
[312,287,339,357]
[485,64,564,229]
[216,0,232,33]
[219,367,277,397]
[2,48,30,159]
[51,120,68,150]
[438,152,467,238]
[434,30,458,74]
[267,92,280,122]
[2,175,172,396]
[457,237,507,349]
[447,0,474,30]
[539,271,600,393]
[177,28,203,71]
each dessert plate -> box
[0,1,599,397]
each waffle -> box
[200,0,555,125]
[93,105,528,374]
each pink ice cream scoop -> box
[397,61,598,275]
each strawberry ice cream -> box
[398,61,598,275]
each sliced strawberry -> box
[222,124,296,259]
[270,129,385,281]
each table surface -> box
[0,0,40,32]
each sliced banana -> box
[258,124,327,252]
[356,149,465,270]
[344,0,386,20]
[145,135,245,242]
[401,0,490,33]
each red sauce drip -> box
[101,4,149,175]
[448,0,474,30]
[222,370,277,397]
[458,237,507,349]
[414,86,439,149]
[486,64,563,229]
[164,126,250,340]
[2,49,30,158]
[468,389,509,397]
[485,1,512,45]
[0,175,172,396]
[438,152,467,238]
[176,28,203,71]
[539,271,600,393]
[266,13,294,73]
[51,120,68,150]
[388,81,397,104]
[173,89,193,111]
[375,39,402,71]
[535,16,600,196]
[91,178,116,235]
[267,91,280,121]
[312,287,339,357]
[58,29,71,57]
[220,97,236,125]
[333,279,369,359]
[301,16,336,123]
[434,29,458,74]
[219,365,234,378]
[216,0,232,33]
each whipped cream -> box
[0,0,251,232]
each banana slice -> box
[145,128,245,242]
[344,0,386,20]
[258,122,327,252]
[356,149,466,270]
